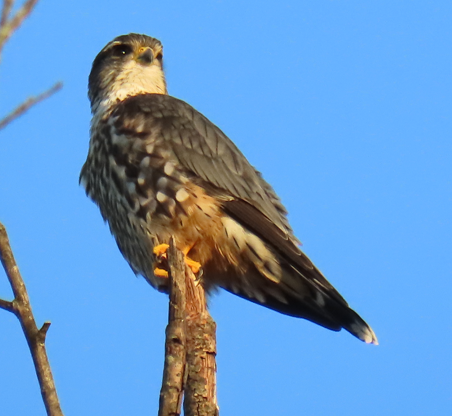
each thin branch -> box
[1,0,14,28]
[0,0,39,57]
[0,82,62,131]
[0,222,64,416]
[0,296,13,311]
[158,238,187,416]
[39,321,51,337]
[0,1,63,415]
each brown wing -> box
[111,93,377,344]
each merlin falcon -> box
[81,34,378,344]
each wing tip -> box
[348,321,379,345]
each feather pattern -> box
[81,33,378,345]
[104,93,377,344]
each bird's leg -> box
[152,243,202,277]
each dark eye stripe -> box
[110,44,133,57]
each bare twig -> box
[158,238,187,416]
[0,0,39,58]
[0,222,64,416]
[0,82,62,131]
[0,296,13,311]
[0,1,64,415]
[1,0,14,28]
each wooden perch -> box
[159,237,219,416]
[158,239,187,416]
[0,222,64,416]
[183,265,218,416]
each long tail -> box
[218,236,378,344]
[216,201,378,344]
[224,256,378,344]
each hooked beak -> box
[136,47,154,64]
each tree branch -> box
[0,2,64,415]
[0,296,13,311]
[183,267,219,416]
[159,238,219,416]
[0,222,64,416]
[0,81,62,131]
[0,0,39,59]
[1,0,14,29]
[158,238,187,416]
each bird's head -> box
[88,33,167,115]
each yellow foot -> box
[154,267,169,278]
[152,243,202,278]
[153,243,170,258]
[185,257,202,274]
[153,244,170,279]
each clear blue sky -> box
[1,1,451,415]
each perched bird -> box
[81,33,377,344]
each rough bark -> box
[158,238,187,416]
[159,237,219,416]
[183,257,219,416]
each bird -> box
[80,33,378,344]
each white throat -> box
[92,60,167,120]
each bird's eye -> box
[155,52,163,62]
[111,44,133,57]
